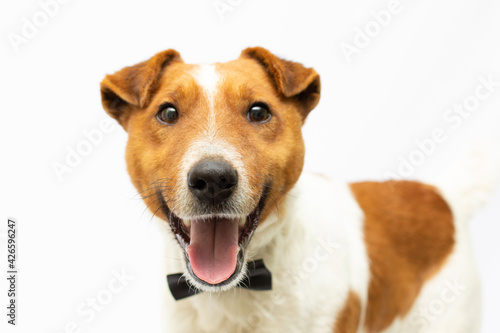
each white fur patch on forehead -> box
[191,64,220,142]
[191,64,219,105]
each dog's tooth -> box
[239,217,246,226]
[184,219,191,228]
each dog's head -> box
[100,47,320,291]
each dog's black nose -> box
[188,160,238,205]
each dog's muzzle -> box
[160,158,268,289]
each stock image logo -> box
[7,0,74,53]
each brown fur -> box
[240,47,321,120]
[350,181,455,333]
[100,47,320,224]
[334,291,361,333]
[100,49,182,128]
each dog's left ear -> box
[241,47,321,120]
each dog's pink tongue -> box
[186,218,239,285]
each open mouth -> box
[159,192,267,287]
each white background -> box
[1,0,499,332]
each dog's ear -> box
[100,49,182,129]
[241,47,321,120]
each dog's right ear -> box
[100,49,182,129]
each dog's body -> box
[100,48,496,332]
[159,174,481,333]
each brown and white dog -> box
[100,47,498,333]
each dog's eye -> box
[247,104,271,123]
[157,105,179,124]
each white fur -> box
[437,135,500,224]
[192,64,220,143]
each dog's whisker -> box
[131,184,172,199]
[139,195,173,223]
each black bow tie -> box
[167,259,272,301]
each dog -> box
[100,47,498,332]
